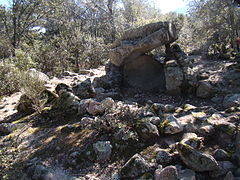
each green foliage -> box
[11,49,37,71]
[19,71,47,113]
[0,63,21,96]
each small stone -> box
[155,165,177,180]
[176,142,219,172]
[93,141,112,162]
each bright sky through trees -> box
[0,0,188,14]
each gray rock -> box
[164,62,184,95]
[156,149,173,165]
[110,22,177,67]
[210,161,236,178]
[72,78,96,99]
[176,142,219,172]
[213,149,230,161]
[93,141,112,162]
[223,94,240,108]
[136,120,159,140]
[120,154,151,178]
[161,115,183,134]
[196,80,214,98]
[154,165,178,180]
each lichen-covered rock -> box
[135,119,159,140]
[120,154,151,178]
[196,80,214,98]
[52,91,80,114]
[72,78,96,99]
[164,61,184,95]
[160,115,183,134]
[110,22,177,67]
[154,166,177,180]
[93,141,112,162]
[176,142,219,172]
[223,94,240,109]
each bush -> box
[0,63,22,97]
[19,71,47,113]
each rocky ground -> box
[0,55,240,180]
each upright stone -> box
[123,55,165,90]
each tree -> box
[0,0,54,48]
[188,0,240,52]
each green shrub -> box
[0,63,21,96]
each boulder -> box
[164,61,184,95]
[72,78,96,99]
[52,91,80,114]
[16,94,35,114]
[176,142,219,172]
[120,154,151,178]
[123,55,165,91]
[110,22,178,67]
[27,68,49,82]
